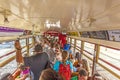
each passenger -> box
[93,73,103,80]
[15,64,30,80]
[59,34,67,48]
[55,44,62,61]
[0,73,13,80]
[73,52,81,67]
[54,38,59,45]
[43,40,50,53]
[68,46,73,59]
[78,68,88,80]
[81,59,90,76]
[39,68,65,80]
[55,51,62,62]
[24,44,50,80]
[55,44,61,51]
[53,51,73,80]
[63,44,73,60]
[53,50,73,72]
[75,52,81,61]
[47,43,56,64]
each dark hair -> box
[19,64,27,71]
[75,52,81,61]
[50,43,55,48]
[34,44,43,52]
[79,68,88,77]
[0,73,12,80]
[39,68,65,80]
[93,73,103,80]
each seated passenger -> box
[78,68,88,80]
[53,51,73,80]
[15,64,30,80]
[73,52,81,67]
[39,68,65,80]
[93,73,103,80]
[24,44,50,80]
[75,52,81,61]
[81,59,90,76]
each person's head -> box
[75,52,81,61]
[39,68,65,80]
[0,73,13,80]
[93,73,103,80]
[34,44,43,53]
[19,63,30,75]
[61,51,69,64]
[78,68,88,80]
[55,44,60,50]
[19,63,27,71]
[50,42,55,48]
[81,59,89,72]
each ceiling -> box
[0,0,120,33]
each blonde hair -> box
[62,51,69,65]
[82,59,90,75]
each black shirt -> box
[24,52,49,80]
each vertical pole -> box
[70,37,72,45]
[74,39,76,53]
[26,38,29,56]
[67,37,69,43]
[81,41,84,59]
[92,44,100,76]
[14,39,23,66]
[32,36,35,46]
[96,44,100,63]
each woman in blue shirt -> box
[53,50,73,72]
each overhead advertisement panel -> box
[68,32,79,37]
[81,31,108,40]
[107,30,120,42]
[81,30,120,42]
[80,32,90,38]
[89,31,108,40]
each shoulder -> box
[66,60,72,64]
[42,52,50,60]
[43,52,49,57]
[55,61,61,65]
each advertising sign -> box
[107,30,120,41]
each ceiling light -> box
[4,17,9,23]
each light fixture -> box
[0,9,11,24]
[4,16,9,23]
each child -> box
[78,68,88,80]
[53,51,73,80]
[15,64,30,80]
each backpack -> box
[63,44,70,51]
[58,63,71,80]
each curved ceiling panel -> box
[0,0,120,32]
